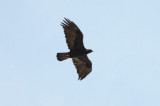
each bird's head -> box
[86,49,93,54]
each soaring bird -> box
[56,18,93,80]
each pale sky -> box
[0,0,160,106]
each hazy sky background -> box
[0,0,160,106]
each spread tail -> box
[56,52,70,61]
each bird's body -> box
[57,49,92,61]
[70,49,92,58]
[56,18,93,80]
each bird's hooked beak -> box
[87,49,93,53]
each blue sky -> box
[0,0,160,106]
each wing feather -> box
[61,18,85,51]
[72,55,92,80]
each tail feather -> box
[57,53,70,61]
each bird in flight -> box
[57,18,93,80]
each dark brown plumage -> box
[57,18,93,80]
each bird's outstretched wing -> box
[72,55,92,80]
[61,18,85,51]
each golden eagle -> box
[56,18,93,80]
